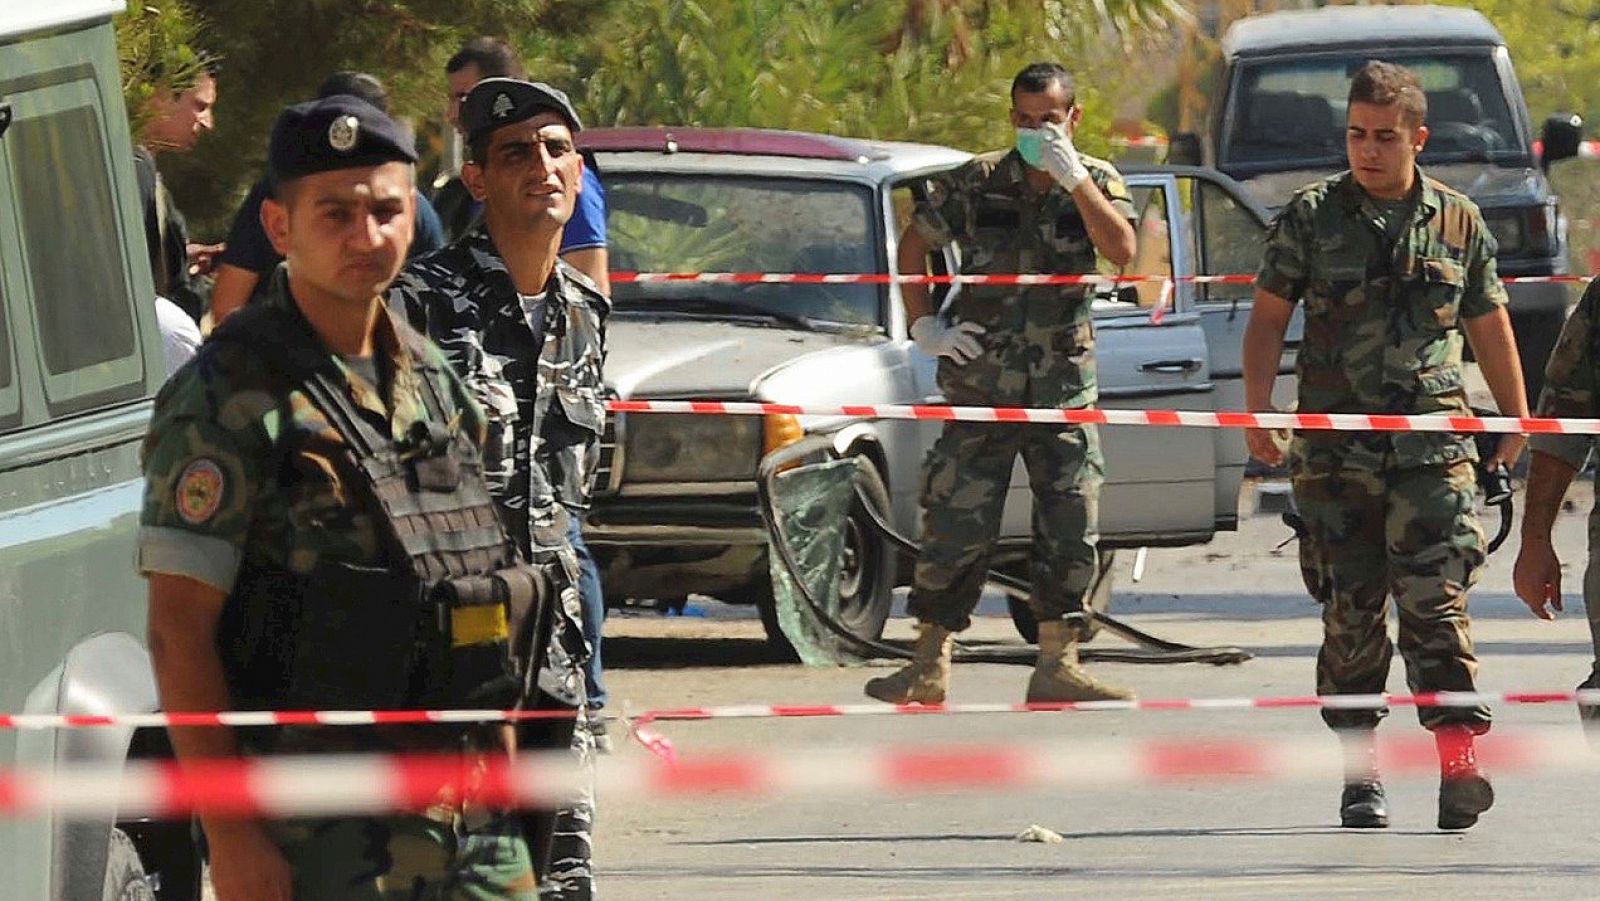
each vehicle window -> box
[1224,53,1522,172]
[607,175,883,328]
[891,180,954,312]
[5,78,143,416]
[1096,184,1172,316]
[1193,179,1263,305]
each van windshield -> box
[1222,53,1527,174]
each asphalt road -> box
[592,479,1600,900]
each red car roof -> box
[577,127,888,162]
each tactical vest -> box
[209,303,553,716]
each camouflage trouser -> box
[266,809,537,900]
[907,420,1102,632]
[1293,458,1490,732]
[539,707,596,900]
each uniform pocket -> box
[556,386,606,433]
[1416,257,1465,328]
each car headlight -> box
[1484,211,1525,256]
[624,412,762,482]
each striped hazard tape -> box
[605,399,1595,435]
[3,690,1591,732]
[0,729,1593,818]
[608,271,1595,287]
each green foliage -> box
[1435,0,1600,127]
[115,0,218,136]
[556,0,1185,157]
[125,0,1182,238]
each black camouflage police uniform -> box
[390,78,609,900]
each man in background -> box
[134,60,221,324]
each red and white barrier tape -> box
[0,709,578,731]
[609,271,1593,287]
[0,729,1592,818]
[4,690,1592,733]
[606,399,1597,435]
[632,690,1600,727]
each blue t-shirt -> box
[563,166,608,252]
[218,178,447,274]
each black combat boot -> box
[1340,780,1389,829]
[1337,730,1388,828]
[1435,725,1494,831]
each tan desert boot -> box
[864,622,954,704]
[1025,618,1135,703]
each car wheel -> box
[757,458,896,654]
[103,827,157,901]
[1005,549,1116,644]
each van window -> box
[4,75,144,416]
[1224,53,1522,172]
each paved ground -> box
[592,479,1600,900]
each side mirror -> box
[1541,113,1583,170]
[0,100,11,140]
[1168,132,1202,166]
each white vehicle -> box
[580,127,1298,645]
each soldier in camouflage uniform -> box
[389,79,605,901]
[141,98,540,899]
[1243,62,1528,832]
[863,63,1140,707]
[1514,280,1600,714]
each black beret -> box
[461,78,583,147]
[266,94,417,186]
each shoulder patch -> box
[176,459,225,525]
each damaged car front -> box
[581,128,968,640]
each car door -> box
[904,172,1220,547]
[1074,172,1219,545]
[1167,167,1298,531]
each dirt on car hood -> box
[604,314,875,399]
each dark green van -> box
[1,2,200,898]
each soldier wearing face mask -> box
[865,61,1140,707]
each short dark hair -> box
[446,37,524,79]
[316,71,389,113]
[1348,60,1427,127]
[1011,62,1075,106]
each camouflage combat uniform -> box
[391,225,610,899]
[906,148,1136,632]
[1530,278,1600,677]
[1257,169,1503,733]
[138,270,538,899]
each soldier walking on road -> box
[864,62,1140,706]
[1242,61,1528,831]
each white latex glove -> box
[910,315,987,365]
[1040,122,1090,192]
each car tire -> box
[1005,549,1117,645]
[757,457,896,654]
[103,827,157,901]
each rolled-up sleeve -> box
[1530,282,1600,471]
[138,364,266,593]
[1255,198,1311,304]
